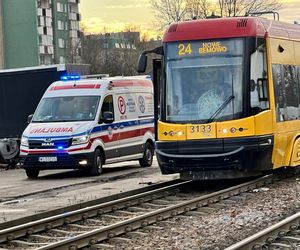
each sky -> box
[80,0,300,39]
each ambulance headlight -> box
[72,134,90,145]
[21,136,29,147]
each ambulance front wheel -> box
[25,168,40,179]
[89,148,103,176]
[139,142,154,167]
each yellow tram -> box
[138,15,300,180]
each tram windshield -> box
[165,38,244,123]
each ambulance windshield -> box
[32,96,100,122]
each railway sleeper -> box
[114,210,136,216]
[157,220,177,226]
[144,225,164,231]
[281,236,300,242]
[90,243,114,249]
[196,207,216,213]
[49,228,86,235]
[269,242,293,248]
[100,214,123,220]
[185,211,207,216]
[29,234,65,241]
[151,199,174,205]
[219,198,238,204]
[208,203,227,209]
[141,202,166,208]
[109,236,132,244]
[10,239,48,247]
[127,206,151,212]
[289,230,300,235]
[87,218,106,224]
[126,231,148,238]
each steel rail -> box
[36,175,275,250]
[0,180,192,244]
[225,211,300,250]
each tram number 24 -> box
[190,125,212,134]
[178,43,192,55]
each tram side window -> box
[273,64,299,121]
[250,45,269,114]
[284,65,298,120]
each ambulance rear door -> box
[115,91,143,157]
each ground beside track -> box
[0,157,178,223]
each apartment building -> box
[0,0,81,69]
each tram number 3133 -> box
[189,125,212,133]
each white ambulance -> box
[20,75,154,178]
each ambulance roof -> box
[43,75,152,98]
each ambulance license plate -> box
[38,156,57,162]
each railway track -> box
[0,173,280,250]
[225,211,300,250]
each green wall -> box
[2,0,39,68]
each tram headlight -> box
[222,128,228,133]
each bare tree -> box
[217,0,282,17]
[150,0,282,26]
[81,34,105,74]
[186,0,212,19]
[65,36,82,64]
[149,0,188,29]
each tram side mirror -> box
[137,52,147,73]
[250,79,256,92]
[27,114,33,124]
[102,111,114,124]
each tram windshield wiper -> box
[205,95,235,124]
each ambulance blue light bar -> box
[60,74,81,81]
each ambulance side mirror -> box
[27,114,34,124]
[137,52,147,73]
[102,111,114,124]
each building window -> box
[58,38,65,48]
[57,2,63,12]
[59,56,65,63]
[57,20,64,30]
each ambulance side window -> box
[100,95,114,123]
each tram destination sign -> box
[167,38,243,59]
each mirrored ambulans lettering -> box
[30,127,73,133]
